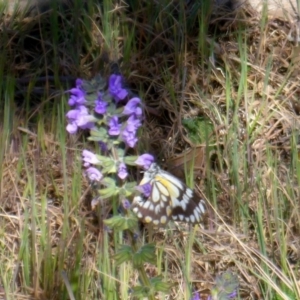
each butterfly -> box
[132,163,207,226]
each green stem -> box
[131,232,156,300]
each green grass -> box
[1,0,300,299]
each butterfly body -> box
[132,163,206,226]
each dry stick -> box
[61,271,76,300]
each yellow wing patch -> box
[154,175,180,198]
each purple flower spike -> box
[82,150,101,166]
[135,154,155,170]
[95,94,108,114]
[123,97,142,116]
[86,167,103,182]
[108,116,122,136]
[117,162,128,180]
[109,74,128,103]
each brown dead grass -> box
[1,2,300,299]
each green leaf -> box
[101,160,117,174]
[81,74,107,93]
[125,181,137,189]
[123,155,139,165]
[101,177,116,187]
[88,136,105,142]
[89,127,108,142]
[182,117,214,144]
[116,148,125,158]
[99,178,118,198]
[99,187,117,198]
[102,93,113,103]
[96,155,112,164]
[85,93,98,102]
[104,215,138,231]
[106,104,123,115]
[150,276,173,293]
[211,271,239,300]
[119,181,137,198]
[131,276,171,297]
[131,286,151,297]
[133,243,157,267]
[113,245,133,265]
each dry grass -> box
[1,1,300,299]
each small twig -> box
[17,127,61,146]
[61,271,76,300]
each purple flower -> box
[66,122,78,134]
[86,167,103,182]
[108,116,122,136]
[135,154,155,170]
[66,105,95,134]
[75,78,83,88]
[122,199,131,210]
[121,114,144,148]
[117,162,128,180]
[190,292,200,300]
[82,150,101,166]
[95,94,108,114]
[121,126,138,148]
[136,183,152,197]
[109,74,128,103]
[127,114,142,130]
[123,97,142,116]
[66,106,86,122]
[228,291,237,298]
[76,113,96,128]
[68,82,86,106]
